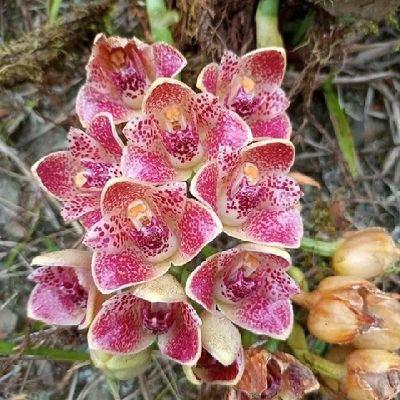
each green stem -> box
[241,330,259,348]
[145,0,179,44]
[256,0,283,48]
[0,340,90,362]
[288,266,309,292]
[300,237,343,257]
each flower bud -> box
[332,228,400,279]
[90,348,151,380]
[294,276,400,350]
[342,349,400,400]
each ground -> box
[0,0,399,399]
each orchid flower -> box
[31,113,123,228]
[88,274,201,366]
[76,34,186,126]
[186,244,299,338]
[183,311,244,385]
[84,178,222,293]
[28,250,104,329]
[191,140,303,248]
[121,78,252,184]
[197,48,290,140]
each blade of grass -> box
[0,340,90,362]
[323,76,359,178]
[47,0,63,24]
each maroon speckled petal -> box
[225,208,303,248]
[123,116,158,148]
[32,151,80,200]
[76,85,134,127]
[252,88,289,119]
[151,182,187,221]
[28,284,87,326]
[172,199,222,266]
[148,42,187,79]
[61,193,100,221]
[219,297,294,338]
[121,146,178,184]
[158,303,201,365]
[239,48,286,87]
[197,63,218,94]
[248,113,292,140]
[80,210,102,229]
[190,162,219,212]
[186,253,220,310]
[260,175,302,210]
[241,140,295,174]
[216,51,240,98]
[86,113,123,157]
[88,293,155,354]
[92,248,171,293]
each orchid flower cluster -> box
[28,34,304,388]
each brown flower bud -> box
[342,349,400,400]
[332,228,400,279]
[225,348,319,400]
[294,276,400,350]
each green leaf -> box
[323,76,359,178]
[105,377,121,400]
[47,0,62,24]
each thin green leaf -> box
[323,76,359,178]
[47,0,63,24]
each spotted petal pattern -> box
[186,244,299,338]
[77,34,187,126]
[197,48,290,140]
[191,140,303,248]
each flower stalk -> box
[300,236,343,257]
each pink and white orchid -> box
[121,78,252,184]
[76,34,186,126]
[197,48,291,140]
[84,177,222,293]
[28,250,104,329]
[31,113,123,228]
[183,311,244,385]
[191,140,303,248]
[186,244,299,338]
[88,274,201,366]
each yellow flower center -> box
[163,106,183,131]
[127,200,151,228]
[243,162,260,184]
[241,76,255,94]
[74,172,87,188]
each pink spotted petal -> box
[261,175,302,210]
[76,85,135,127]
[86,113,123,157]
[217,51,240,98]
[253,87,289,118]
[196,63,218,94]
[239,47,286,87]
[123,116,158,148]
[61,193,100,221]
[88,293,155,354]
[248,113,292,140]
[218,296,294,338]
[101,178,151,214]
[257,268,300,300]
[148,42,187,79]
[241,140,295,174]
[151,182,187,221]
[121,146,181,184]
[80,210,102,229]
[190,162,219,212]
[32,151,80,200]
[225,207,303,248]
[171,199,222,266]
[92,248,171,293]
[158,303,201,365]
[203,104,252,159]
[28,284,87,326]
[143,78,193,114]
[68,128,106,161]
[186,253,220,310]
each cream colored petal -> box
[132,273,186,303]
[31,249,92,269]
[200,311,241,366]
